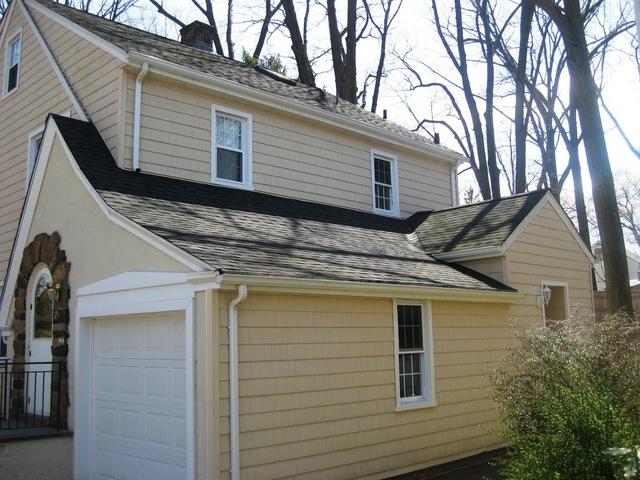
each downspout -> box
[132,62,148,172]
[228,284,247,480]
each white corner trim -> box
[211,103,253,190]
[370,149,400,217]
[0,118,209,327]
[24,0,128,62]
[18,0,87,120]
[129,52,464,165]
[132,62,148,171]
[450,166,459,207]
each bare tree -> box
[0,0,9,19]
[148,0,226,55]
[281,0,315,86]
[617,174,640,249]
[327,0,358,103]
[362,0,403,113]
[534,0,633,315]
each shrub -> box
[489,311,640,480]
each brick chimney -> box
[180,21,216,52]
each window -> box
[27,127,44,181]
[212,105,252,188]
[394,301,435,409]
[31,267,54,339]
[371,150,399,216]
[0,335,7,358]
[3,31,21,96]
[541,281,569,326]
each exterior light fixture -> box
[537,285,552,308]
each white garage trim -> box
[75,272,220,480]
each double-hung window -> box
[371,150,399,216]
[394,301,435,409]
[4,32,21,96]
[212,105,252,189]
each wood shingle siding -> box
[126,76,453,216]
[0,6,73,280]
[506,202,594,327]
[216,293,510,480]
[30,9,124,158]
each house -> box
[0,1,595,479]
[592,241,640,291]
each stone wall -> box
[11,232,70,428]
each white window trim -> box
[2,28,22,98]
[27,124,45,186]
[371,149,400,217]
[211,104,253,190]
[393,299,436,411]
[540,280,570,326]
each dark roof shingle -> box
[413,190,548,255]
[51,115,513,292]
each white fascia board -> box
[128,52,466,166]
[17,0,87,120]
[24,0,129,62]
[219,274,522,303]
[0,118,209,326]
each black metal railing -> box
[0,360,64,431]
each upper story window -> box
[394,301,435,410]
[211,104,252,189]
[371,150,399,216]
[3,31,22,96]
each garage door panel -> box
[93,314,187,480]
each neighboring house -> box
[592,241,640,291]
[0,1,595,480]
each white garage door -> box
[92,314,188,480]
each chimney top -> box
[180,21,216,52]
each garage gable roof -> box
[51,115,511,293]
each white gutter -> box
[132,62,148,172]
[228,284,247,480]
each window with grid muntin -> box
[397,304,425,400]
[374,156,393,211]
[215,113,244,183]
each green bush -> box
[489,312,640,480]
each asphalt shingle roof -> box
[414,190,548,255]
[52,115,514,292]
[31,0,455,153]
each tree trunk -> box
[282,0,315,86]
[481,0,500,198]
[327,0,346,100]
[226,0,234,59]
[514,0,534,192]
[344,0,358,103]
[542,0,632,315]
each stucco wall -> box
[214,292,511,480]
[25,136,189,432]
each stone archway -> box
[11,232,71,427]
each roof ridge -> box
[431,189,549,214]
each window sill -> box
[211,178,254,191]
[373,207,400,218]
[395,399,437,412]
[1,86,19,101]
